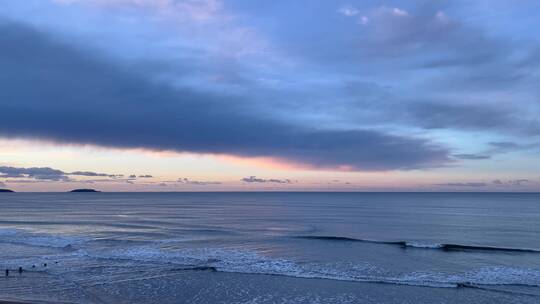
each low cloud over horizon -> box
[0,166,149,183]
[241,176,292,184]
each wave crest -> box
[295,235,540,253]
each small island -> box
[0,189,15,193]
[69,189,101,193]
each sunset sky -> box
[1,0,539,191]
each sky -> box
[0,0,539,192]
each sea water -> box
[0,192,539,303]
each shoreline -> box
[0,269,538,304]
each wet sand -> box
[1,269,538,304]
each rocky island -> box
[69,189,101,193]
[0,189,15,192]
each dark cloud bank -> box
[0,21,450,171]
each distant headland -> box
[0,189,15,193]
[69,189,101,193]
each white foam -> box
[2,229,537,289]
[404,241,443,249]
[453,266,540,286]
[72,245,540,289]
[397,267,540,288]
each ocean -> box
[0,192,539,303]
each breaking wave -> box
[295,236,540,253]
[71,245,540,291]
[2,229,540,292]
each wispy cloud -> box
[436,179,537,188]
[436,182,487,187]
[488,142,540,153]
[508,179,532,186]
[338,6,359,17]
[52,0,224,22]
[492,179,536,186]
[453,154,491,160]
[70,171,123,178]
[177,178,222,185]
[241,176,292,184]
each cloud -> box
[488,142,540,153]
[138,175,153,178]
[129,174,137,178]
[0,166,69,181]
[401,102,519,131]
[0,166,125,182]
[451,142,540,162]
[0,21,450,171]
[70,171,123,178]
[438,179,537,188]
[253,2,540,141]
[436,182,487,187]
[4,179,43,184]
[453,154,490,160]
[508,179,532,186]
[241,176,291,184]
[359,4,506,70]
[177,178,221,185]
[338,6,359,17]
[389,7,409,17]
[449,141,540,162]
[375,100,540,138]
[53,0,223,22]
[359,16,369,25]
[490,142,524,150]
[3,1,538,178]
[492,179,503,185]
[493,179,535,186]
[0,181,5,187]
[78,178,131,183]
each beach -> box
[3,268,539,303]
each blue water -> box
[0,192,539,302]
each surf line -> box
[294,236,540,253]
